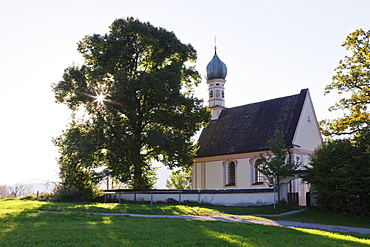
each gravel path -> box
[88,209,370,235]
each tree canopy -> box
[53,17,210,191]
[305,131,370,216]
[307,29,370,215]
[321,29,370,137]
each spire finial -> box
[214,36,217,54]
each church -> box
[192,50,322,206]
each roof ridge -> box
[227,88,308,111]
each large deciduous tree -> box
[321,29,370,137]
[53,17,209,191]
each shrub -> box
[305,132,370,217]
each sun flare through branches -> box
[81,90,111,109]
[94,93,106,105]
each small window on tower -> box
[216,90,220,98]
[216,83,220,86]
[210,90,214,98]
[222,90,224,98]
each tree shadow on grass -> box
[34,201,210,216]
[35,201,296,217]
[37,201,195,215]
[1,206,370,247]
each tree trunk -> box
[132,136,145,189]
[133,162,144,189]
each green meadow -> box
[0,200,369,246]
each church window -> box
[226,161,235,186]
[222,90,224,98]
[253,159,264,184]
[210,90,214,98]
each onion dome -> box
[206,51,227,80]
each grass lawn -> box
[0,200,369,246]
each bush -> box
[52,184,98,202]
[305,132,370,217]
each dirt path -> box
[88,209,370,235]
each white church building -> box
[192,50,322,206]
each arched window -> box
[253,159,264,184]
[226,161,235,186]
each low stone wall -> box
[102,189,275,207]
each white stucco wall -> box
[293,91,322,151]
[193,163,202,189]
[205,161,223,189]
[193,154,268,190]
[236,158,250,188]
[194,150,315,206]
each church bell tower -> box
[206,48,227,120]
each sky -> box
[1,0,370,188]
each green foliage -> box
[52,17,210,190]
[322,29,370,136]
[52,121,100,201]
[312,28,370,218]
[165,167,192,189]
[259,130,301,202]
[305,130,370,216]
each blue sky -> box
[1,0,370,187]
